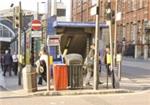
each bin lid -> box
[65,53,83,65]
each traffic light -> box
[104,1,116,24]
[104,1,112,20]
[14,6,20,28]
[14,6,22,28]
[111,10,115,24]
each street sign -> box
[31,20,41,31]
[47,35,60,46]
[90,6,96,16]
[31,31,42,37]
[116,12,122,21]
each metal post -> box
[47,0,51,17]
[18,1,22,85]
[118,60,121,80]
[47,54,50,91]
[24,30,26,65]
[108,20,113,74]
[93,0,100,90]
[47,39,50,91]
[37,2,39,19]
[13,7,15,28]
[114,0,118,66]
[113,0,120,88]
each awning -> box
[53,21,108,28]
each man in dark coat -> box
[3,50,13,76]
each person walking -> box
[104,46,112,88]
[3,50,13,76]
[36,47,48,85]
[12,52,18,76]
[99,48,104,84]
[104,46,112,76]
[83,44,95,86]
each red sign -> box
[31,20,41,31]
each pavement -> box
[0,57,150,97]
[0,71,130,97]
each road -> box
[122,58,150,78]
[121,58,150,91]
[0,90,150,105]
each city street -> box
[0,57,150,92]
[0,57,150,105]
[121,57,150,91]
[1,0,150,104]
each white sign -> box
[47,37,60,46]
[47,35,60,46]
[116,12,122,21]
[31,31,42,37]
[90,6,96,16]
[117,54,122,62]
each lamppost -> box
[38,1,46,45]
[93,0,100,90]
[35,1,46,20]
[10,3,14,26]
[35,1,50,91]
[10,1,23,85]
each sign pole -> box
[18,1,22,85]
[114,0,118,66]
[93,0,100,90]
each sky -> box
[0,0,70,13]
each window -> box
[123,26,126,38]
[127,1,131,12]
[77,0,82,6]
[132,0,136,11]
[139,0,143,8]
[57,9,66,16]
[132,24,137,44]
[129,0,132,11]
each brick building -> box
[71,0,115,50]
[71,0,150,59]
[117,0,150,59]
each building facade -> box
[117,0,150,59]
[71,0,150,59]
[47,0,67,21]
[71,0,116,56]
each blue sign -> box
[47,15,56,35]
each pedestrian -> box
[83,44,95,86]
[99,48,104,72]
[1,54,5,71]
[99,48,104,84]
[12,52,18,75]
[3,50,13,76]
[104,46,112,76]
[35,47,48,85]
